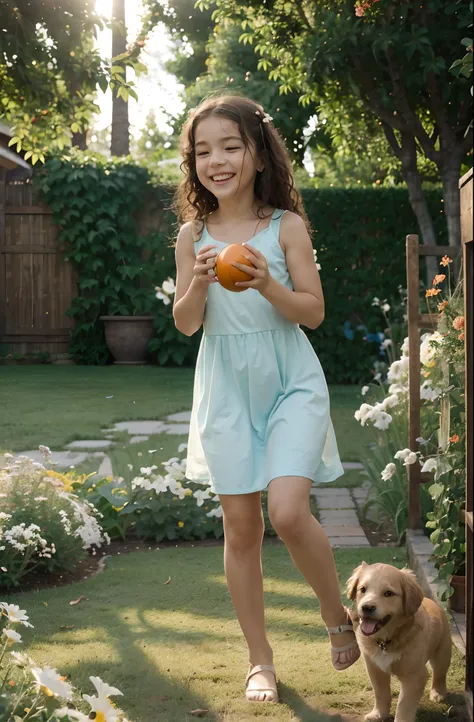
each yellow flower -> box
[178,521,185,528]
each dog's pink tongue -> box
[361,619,379,636]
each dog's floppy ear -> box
[400,568,424,616]
[346,562,367,600]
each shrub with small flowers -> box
[0,602,129,721]
[76,444,225,542]
[355,259,466,599]
[0,450,109,590]
[149,277,200,366]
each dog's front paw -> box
[429,687,447,703]
[365,711,392,722]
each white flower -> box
[420,380,442,402]
[162,278,176,296]
[10,650,34,667]
[372,296,380,306]
[0,603,34,627]
[39,445,52,457]
[262,112,273,123]
[394,448,412,461]
[421,458,438,474]
[381,338,392,349]
[89,676,123,699]
[0,512,12,522]
[403,452,418,466]
[401,337,409,356]
[381,394,400,410]
[155,289,171,305]
[32,666,73,699]
[313,249,321,270]
[420,331,443,366]
[140,466,157,476]
[361,385,369,396]
[374,372,382,381]
[387,356,409,383]
[381,303,391,313]
[3,453,13,460]
[178,442,188,454]
[373,411,392,430]
[388,382,407,396]
[151,476,169,494]
[381,463,396,481]
[207,505,224,518]
[193,488,212,507]
[83,677,122,722]
[2,628,22,645]
[354,403,374,426]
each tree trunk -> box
[72,130,88,150]
[383,125,438,282]
[111,0,129,157]
[439,150,462,247]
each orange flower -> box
[438,300,448,313]
[459,332,465,341]
[440,255,453,267]
[432,274,446,285]
[453,316,464,330]
[426,288,441,297]
[449,434,460,444]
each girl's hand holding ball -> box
[194,244,219,286]
[232,244,270,293]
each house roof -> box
[0,122,32,174]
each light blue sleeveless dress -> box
[185,209,344,495]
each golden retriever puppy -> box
[347,562,452,722]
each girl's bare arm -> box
[173,222,217,336]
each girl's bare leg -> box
[268,477,357,660]
[219,492,276,700]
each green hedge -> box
[301,187,446,382]
[35,154,445,382]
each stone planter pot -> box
[448,574,466,613]
[100,316,154,365]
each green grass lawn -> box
[4,545,465,722]
[0,367,370,468]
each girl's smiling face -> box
[194,115,264,201]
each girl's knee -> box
[223,512,264,550]
[268,505,307,540]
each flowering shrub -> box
[355,259,466,599]
[76,444,225,542]
[149,277,200,366]
[0,602,128,721]
[0,450,109,590]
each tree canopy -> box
[0,0,144,161]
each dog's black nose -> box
[362,604,377,615]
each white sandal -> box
[245,663,279,703]
[326,608,361,671]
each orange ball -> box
[215,244,255,293]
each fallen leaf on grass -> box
[164,576,171,585]
[42,602,48,606]
[69,595,86,606]
[60,625,75,630]
[190,710,209,718]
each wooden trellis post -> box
[460,167,473,719]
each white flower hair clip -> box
[255,110,273,123]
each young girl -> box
[173,95,360,703]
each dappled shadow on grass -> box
[10,545,465,721]
[278,682,357,721]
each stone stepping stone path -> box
[311,487,370,548]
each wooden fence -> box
[460,167,473,718]
[0,172,77,355]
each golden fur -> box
[347,562,452,722]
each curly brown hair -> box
[174,94,309,229]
